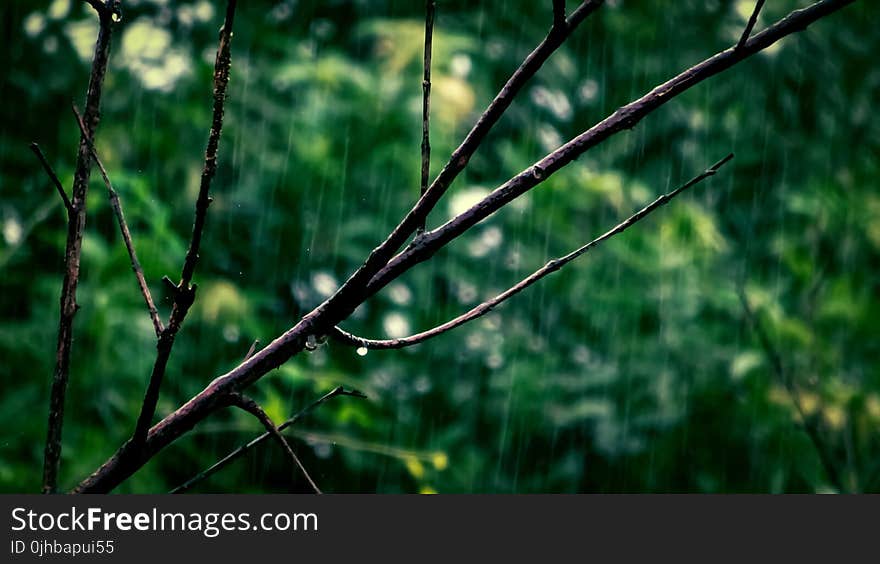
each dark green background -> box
[0,0,877,493]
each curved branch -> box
[72,0,854,494]
[308,0,604,325]
[333,154,733,350]
[361,0,856,301]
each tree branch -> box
[361,0,857,302]
[83,0,108,16]
[29,144,72,213]
[42,0,118,494]
[71,104,163,337]
[332,154,733,350]
[738,0,767,50]
[226,393,322,494]
[737,286,846,493]
[170,386,366,493]
[308,0,604,329]
[131,0,238,446]
[72,0,854,494]
[553,0,566,28]
[418,0,436,234]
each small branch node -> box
[737,0,766,50]
[227,393,322,494]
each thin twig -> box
[243,340,260,362]
[170,386,366,493]
[333,154,733,350]
[42,0,118,494]
[71,104,163,337]
[417,0,436,234]
[737,285,846,493]
[29,144,72,213]
[73,0,855,494]
[226,393,322,493]
[132,0,238,446]
[738,0,767,50]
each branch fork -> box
[51,0,856,494]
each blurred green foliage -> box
[0,0,878,493]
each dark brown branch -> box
[553,0,566,28]
[83,0,107,15]
[738,0,767,49]
[737,286,846,493]
[29,144,72,213]
[309,0,604,329]
[83,0,123,23]
[226,393,322,494]
[170,386,366,493]
[361,0,856,301]
[418,0,436,234]
[72,0,854,494]
[42,0,118,494]
[333,154,733,350]
[71,104,163,337]
[178,1,236,290]
[132,0,237,446]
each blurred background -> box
[0,0,877,493]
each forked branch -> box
[333,154,733,350]
[738,0,767,49]
[310,0,605,325]
[71,104,163,337]
[226,393,322,494]
[131,0,238,446]
[553,0,566,28]
[170,386,366,493]
[360,0,857,301]
[72,0,855,494]
[42,0,118,494]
